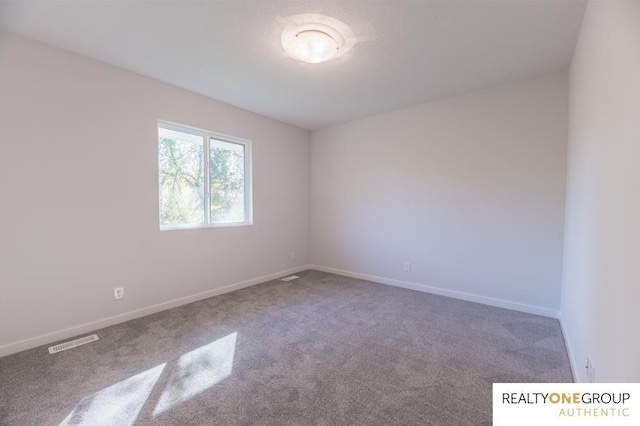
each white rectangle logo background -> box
[493,383,639,426]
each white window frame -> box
[158,120,253,230]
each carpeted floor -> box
[0,270,572,425]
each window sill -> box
[160,222,253,231]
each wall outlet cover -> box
[114,287,124,300]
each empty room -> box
[0,1,638,425]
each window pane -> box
[158,127,205,226]
[210,138,245,223]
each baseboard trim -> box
[558,314,580,382]
[309,264,559,319]
[1,264,562,358]
[0,265,309,358]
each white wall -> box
[561,1,640,382]
[310,73,568,316]
[0,32,310,356]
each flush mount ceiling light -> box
[286,25,343,64]
[281,14,356,64]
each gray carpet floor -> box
[0,270,572,425]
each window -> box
[158,121,252,230]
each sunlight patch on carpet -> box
[153,332,237,415]
[59,363,165,426]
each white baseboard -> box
[0,265,309,358]
[308,264,560,319]
[1,264,562,358]
[558,314,580,382]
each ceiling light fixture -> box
[281,14,356,64]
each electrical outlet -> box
[113,287,124,301]
[403,261,411,272]
[290,251,296,261]
[586,356,595,383]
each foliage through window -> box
[158,121,252,229]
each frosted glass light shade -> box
[281,16,354,64]
[288,30,339,64]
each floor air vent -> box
[48,334,99,354]
[281,275,299,282]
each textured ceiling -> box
[0,1,586,130]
